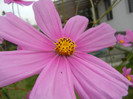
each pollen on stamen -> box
[120,40,124,44]
[127,75,132,82]
[55,37,76,56]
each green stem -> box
[92,0,122,26]
[75,0,80,15]
[112,0,122,8]
[2,88,10,99]
[115,46,133,70]
[108,50,113,66]
[115,46,133,66]
[4,40,6,51]
[90,0,96,26]
[61,0,66,24]
[0,45,4,51]
[17,4,21,18]
[115,46,132,53]
[54,0,57,10]
[12,3,15,14]
[116,52,133,72]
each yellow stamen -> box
[127,75,132,82]
[120,40,124,44]
[55,37,76,56]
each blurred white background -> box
[0,0,39,25]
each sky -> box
[0,0,57,25]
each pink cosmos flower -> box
[126,29,133,43]
[122,67,133,87]
[0,0,132,99]
[4,0,33,6]
[116,34,132,47]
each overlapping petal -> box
[126,29,133,42]
[116,34,131,47]
[33,0,63,41]
[4,0,13,4]
[63,15,88,41]
[0,13,54,51]
[4,0,33,5]
[122,67,131,76]
[68,52,131,99]
[0,0,131,99]
[14,1,33,6]
[30,56,76,99]
[75,23,116,53]
[0,50,56,87]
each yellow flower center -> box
[55,37,76,56]
[127,75,132,82]
[120,40,124,44]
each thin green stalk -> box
[4,40,7,51]
[90,0,96,26]
[54,0,57,10]
[115,46,133,70]
[115,46,133,66]
[108,50,113,66]
[115,46,132,53]
[116,52,133,72]
[61,0,66,23]
[119,53,132,67]
[75,0,80,15]
[17,4,21,18]
[112,0,122,8]
[92,0,122,26]
[0,45,4,51]
[12,3,15,14]
[2,88,10,99]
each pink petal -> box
[17,46,22,50]
[116,34,131,47]
[122,67,127,76]
[130,75,133,78]
[116,34,125,42]
[4,0,13,4]
[123,43,132,47]
[126,29,133,42]
[126,68,131,75]
[122,67,131,76]
[68,52,131,99]
[0,12,54,51]
[33,0,63,41]
[15,1,33,6]
[75,23,116,53]
[63,15,88,41]
[0,50,56,87]
[30,56,76,99]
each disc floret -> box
[55,37,76,56]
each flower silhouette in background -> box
[122,67,133,87]
[116,34,132,47]
[126,29,133,43]
[4,0,33,6]
[0,0,132,99]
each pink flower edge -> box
[4,0,34,6]
[122,67,133,87]
[0,0,132,99]
[116,34,131,47]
